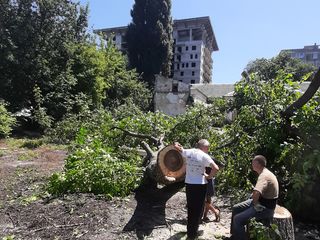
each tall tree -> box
[125,0,173,88]
[0,0,88,120]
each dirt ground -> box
[0,139,319,240]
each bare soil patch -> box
[0,139,318,240]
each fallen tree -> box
[113,127,186,186]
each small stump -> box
[248,205,295,240]
[272,205,295,240]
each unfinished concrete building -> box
[94,16,219,85]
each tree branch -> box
[111,126,159,145]
[282,68,320,119]
[140,141,155,167]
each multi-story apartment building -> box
[94,16,218,84]
[281,43,320,68]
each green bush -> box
[45,109,113,144]
[0,101,16,137]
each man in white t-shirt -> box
[174,139,219,239]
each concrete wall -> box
[154,75,190,116]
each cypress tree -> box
[126,0,173,88]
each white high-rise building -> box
[94,16,219,84]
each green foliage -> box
[99,40,152,110]
[126,0,174,87]
[20,139,44,149]
[245,51,316,82]
[0,0,89,116]
[217,55,320,220]
[32,85,53,130]
[45,109,113,144]
[47,127,144,197]
[0,101,16,137]
[2,235,15,240]
[248,219,282,240]
[166,99,230,147]
[70,41,108,109]
[47,110,177,197]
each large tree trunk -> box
[272,205,295,240]
[144,144,186,186]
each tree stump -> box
[248,205,295,240]
[272,205,295,240]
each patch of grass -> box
[3,137,67,152]
[2,235,16,240]
[0,149,6,157]
[20,194,39,205]
[214,234,225,239]
[6,138,28,149]
[20,139,44,149]
[42,143,68,151]
[6,138,44,149]
[17,151,39,161]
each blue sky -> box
[80,0,320,84]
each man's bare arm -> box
[206,162,219,179]
[252,190,261,205]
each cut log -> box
[272,205,295,240]
[145,144,186,185]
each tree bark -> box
[248,205,295,240]
[272,205,295,240]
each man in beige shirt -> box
[229,155,279,240]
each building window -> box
[191,62,196,67]
[313,52,318,59]
[177,55,181,61]
[306,53,312,61]
[180,71,184,76]
[191,80,195,84]
[186,46,189,51]
[186,63,189,68]
[192,71,195,76]
[176,63,180,70]
[182,63,185,68]
[177,29,190,42]
[192,28,202,41]
[192,45,196,50]
[177,46,182,53]
[172,83,178,92]
[190,54,193,59]
[179,80,182,82]
[195,54,198,59]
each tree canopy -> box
[0,0,88,109]
[125,0,173,88]
[0,0,151,131]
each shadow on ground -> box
[123,182,185,239]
